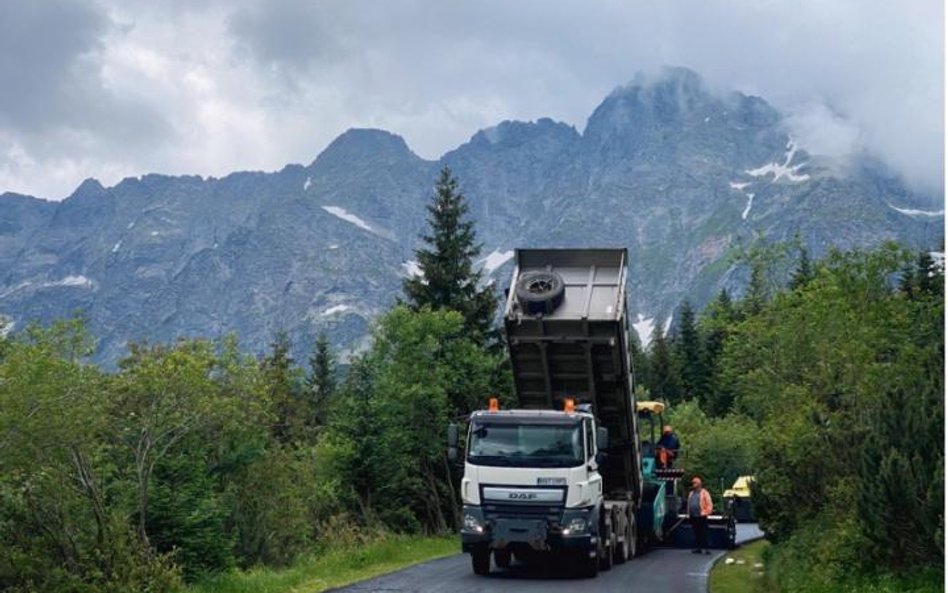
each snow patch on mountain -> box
[303,176,312,191]
[42,275,95,289]
[0,316,13,338]
[729,182,755,221]
[322,206,374,233]
[112,240,122,253]
[930,251,945,270]
[741,193,756,221]
[633,314,655,348]
[888,204,944,217]
[322,304,351,316]
[0,281,32,299]
[480,249,514,274]
[402,260,423,278]
[746,140,810,182]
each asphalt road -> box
[335,523,765,593]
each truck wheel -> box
[472,550,490,576]
[615,523,630,564]
[515,270,565,315]
[628,517,639,558]
[494,548,511,569]
[601,531,614,571]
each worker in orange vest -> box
[688,475,713,554]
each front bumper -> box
[460,504,597,552]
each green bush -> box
[766,519,943,593]
[666,401,758,506]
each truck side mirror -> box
[597,426,609,451]
[447,423,459,462]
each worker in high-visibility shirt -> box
[656,425,680,468]
[688,475,714,554]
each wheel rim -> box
[526,278,554,294]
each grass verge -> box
[186,534,458,593]
[709,539,771,593]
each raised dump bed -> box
[503,248,643,502]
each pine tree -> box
[743,259,768,316]
[790,238,814,290]
[900,251,943,300]
[262,331,302,443]
[701,289,738,416]
[648,324,681,403]
[403,167,498,345]
[304,332,336,431]
[328,353,380,515]
[674,301,708,402]
[629,327,650,396]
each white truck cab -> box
[454,402,610,576]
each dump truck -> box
[447,248,736,577]
[448,249,646,577]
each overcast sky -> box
[0,0,943,201]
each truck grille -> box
[483,504,562,523]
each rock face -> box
[0,68,942,364]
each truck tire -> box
[471,550,490,576]
[515,270,565,315]
[628,515,639,558]
[494,548,512,569]
[615,520,630,564]
[600,529,614,571]
[599,520,618,571]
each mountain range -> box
[0,67,942,365]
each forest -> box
[0,169,943,592]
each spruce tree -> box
[743,260,768,316]
[629,327,650,396]
[304,332,336,430]
[648,324,681,403]
[262,331,301,443]
[900,251,942,300]
[790,239,814,290]
[403,167,498,345]
[702,289,738,416]
[674,300,708,402]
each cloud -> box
[0,0,942,200]
[0,1,108,133]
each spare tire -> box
[515,270,565,315]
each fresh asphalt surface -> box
[334,523,765,593]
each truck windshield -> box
[467,421,584,468]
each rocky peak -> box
[309,128,423,170]
[67,178,107,201]
[469,118,579,149]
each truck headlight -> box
[463,513,485,534]
[562,517,588,535]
